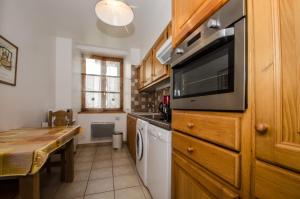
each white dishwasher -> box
[147,124,172,199]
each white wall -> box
[0,0,55,131]
[72,46,82,116]
[55,37,73,109]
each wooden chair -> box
[48,109,73,127]
[47,109,74,181]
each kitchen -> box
[0,0,300,199]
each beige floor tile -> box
[114,174,140,190]
[112,152,128,159]
[74,170,90,182]
[55,181,87,199]
[90,167,113,180]
[96,147,112,152]
[77,146,97,152]
[94,154,112,161]
[77,150,96,156]
[112,149,128,155]
[141,186,152,199]
[113,158,131,167]
[115,186,145,199]
[97,146,112,150]
[86,178,114,195]
[75,155,94,163]
[84,191,114,199]
[113,165,135,176]
[75,162,93,171]
[92,160,112,169]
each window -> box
[82,55,123,112]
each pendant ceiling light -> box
[95,0,134,27]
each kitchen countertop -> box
[128,112,171,130]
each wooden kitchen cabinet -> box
[143,52,153,86]
[251,0,300,172]
[172,110,241,151]
[137,65,144,89]
[254,160,300,199]
[172,151,239,199]
[138,22,171,91]
[173,131,240,188]
[127,115,137,162]
[172,0,228,47]
[152,30,169,81]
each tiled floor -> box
[39,144,152,199]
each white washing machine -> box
[147,124,172,199]
[136,119,149,186]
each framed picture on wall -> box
[0,35,18,86]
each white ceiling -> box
[9,0,171,55]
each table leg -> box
[19,172,40,199]
[62,139,74,182]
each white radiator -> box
[91,122,115,139]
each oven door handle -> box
[171,27,235,67]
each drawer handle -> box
[255,123,269,134]
[187,122,194,128]
[187,147,194,153]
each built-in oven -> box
[171,0,246,111]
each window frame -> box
[81,55,124,113]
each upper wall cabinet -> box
[252,0,300,172]
[172,0,228,48]
[144,51,153,86]
[137,65,144,89]
[152,30,169,81]
[138,22,172,91]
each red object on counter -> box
[163,95,170,105]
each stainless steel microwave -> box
[171,0,247,111]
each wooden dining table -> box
[0,125,81,199]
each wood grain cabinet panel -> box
[173,131,240,188]
[254,160,300,199]
[137,65,144,89]
[252,0,300,172]
[172,0,228,47]
[127,115,137,162]
[172,111,241,151]
[143,52,153,86]
[172,151,239,199]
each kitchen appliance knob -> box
[207,19,220,29]
[175,48,184,55]
[255,123,269,134]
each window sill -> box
[78,111,125,114]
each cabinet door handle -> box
[187,147,194,153]
[255,123,269,134]
[187,122,194,128]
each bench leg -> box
[62,139,74,182]
[19,172,40,199]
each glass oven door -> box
[173,37,234,99]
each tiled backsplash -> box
[131,66,170,112]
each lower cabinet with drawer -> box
[173,131,240,188]
[172,150,239,199]
[171,110,251,199]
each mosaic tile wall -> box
[131,66,170,112]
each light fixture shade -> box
[95,0,134,27]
